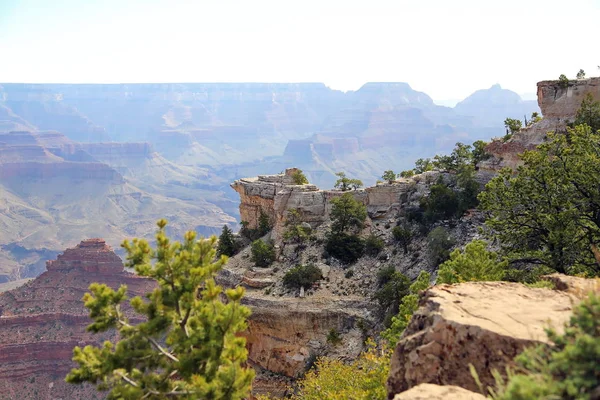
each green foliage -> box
[504,117,522,137]
[334,172,363,191]
[573,93,600,132]
[250,239,276,268]
[283,209,311,244]
[503,265,557,285]
[399,169,415,178]
[282,264,322,289]
[65,220,254,400]
[577,69,586,80]
[420,180,459,223]
[527,112,542,126]
[382,271,431,347]
[414,158,434,174]
[392,225,413,254]
[291,169,309,185]
[325,232,365,264]
[559,73,570,88]
[374,266,410,322]
[427,227,455,266]
[436,240,508,284]
[479,124,600,275]
[217,225,236,257]
[258,210,272,236]
[492,291,600,400]
[330,192,367,234]
[365,234,384,256]
[382,170,397,184]
[288,342,390,400]
[472,140,491,166]
[456,164,481,213]
[326,329,342,345]
[240,210,272,241]
[433,142,474,172]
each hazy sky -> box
[1,0,599,101]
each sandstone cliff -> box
[482,77,600,171]
[386,275,598,398]
[0,239,155,400]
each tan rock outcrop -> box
[482,77,600,171]
[386,280,590,398]
[232,168,443,242]
[393,384,486,400]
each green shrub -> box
[326,328,342,345]
[283,264,322,289]
[291,169,309,185]
[365,234,384,256]
[392,226,412,254]
[490,291,600,400]
[436,240,507,284]
[251,239,276,268]
[325,232,364,264]
[382,271,430,347]
[374,266,410,323]
[382,170,397,184]
[427,227,455,266]
[217,225,237,257]
[334,172,363,191]
[421,181,459,223]
[283,209,311,244]
[330,192,367,234]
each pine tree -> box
[217,225,236,257]
[66,220,254,400]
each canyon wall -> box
[0,239,155,399]
[483,77,600,171]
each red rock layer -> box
[0,239,154,399]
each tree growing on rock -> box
[325,192,367,264]
[503,118,522,140]
[65,220,254,400]
[479,124,600,276]
[436,240,508,284]
[250,239,276,268]
[573,93,600,132]
[382,170,397,184]
[291,169,309,185]
[283,209,311,244]
[217,225,236,257]
[382,271,430,347]
[334,172,363,191]
[576,69,586,79]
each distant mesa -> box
[45,238,124,274]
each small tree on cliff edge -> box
[66,220,254,400]
[217,225,236,257]
[334,172,363,191]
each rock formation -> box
[386,275,597,398]
[0,239,155,399]
[393,384,486,400]
[482,77,600,171]
[232,167,444,242]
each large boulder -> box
[386,279,593,398]
[393,384,486,400]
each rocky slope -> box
[483,77,600,171]
[387,275,599,399]
[0,239,155,399]
[225,168,484,395]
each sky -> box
[1,0,599,102]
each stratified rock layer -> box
[483,77,600,171]
[386,278,596,398]
[0,239,154,399]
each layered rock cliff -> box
[0,239,155,399]
[386,275,598,399]
[483,77,600,171]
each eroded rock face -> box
[386,280,588,398]
[482,77,600,171]
[393,384,486,400]
[232,168,444,242]
[0,239,154,399]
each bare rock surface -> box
[393,384,486,400]
[386,279,590,398]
